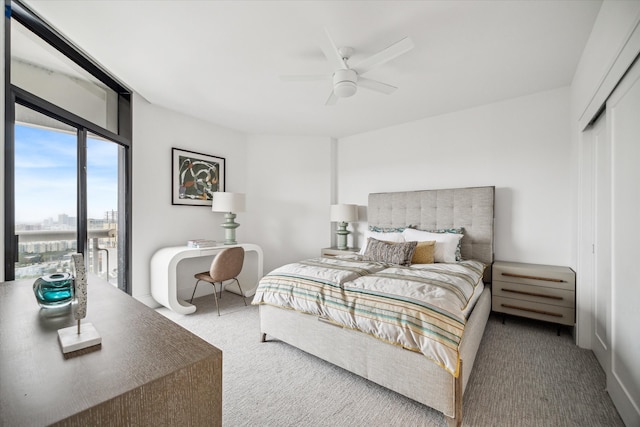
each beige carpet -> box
[158,292,624,427]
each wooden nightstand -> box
[492,261,576,330]
[321,247,360,257]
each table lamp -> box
[212,192,245,245]
[330,204,358,250]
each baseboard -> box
[134,293,161,309]
[608,372,640,426]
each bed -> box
[252,186,494,427]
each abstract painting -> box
[172,148,225,206]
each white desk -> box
[151,243,263,314]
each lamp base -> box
[336,222,351,250]
[221,212,240,245]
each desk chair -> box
[189,246,246,316]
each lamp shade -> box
[211,192,245,213]
[330,204,358,222]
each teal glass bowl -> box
[33,273,74,308]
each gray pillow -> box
[363,238,417,266]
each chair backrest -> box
[209,247,245,282]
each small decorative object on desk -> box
[33,272,74,308]
[72,253,87,320]
[187,239,218,248]
[57,253,102,355]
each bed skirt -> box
[259,286,491,424]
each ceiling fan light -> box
[332,68,358,98]
[334,81,357,98]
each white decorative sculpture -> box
[72,253,87,322]
[57,253,102,354]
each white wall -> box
[338,87,573,267]
[241,88,574,273]
[245,134,334,274]
[131,95,248,305]
[134,110,334,303]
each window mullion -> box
[77,129,88,257]
[3,90,16,281]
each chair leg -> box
[211,282,221,316]
[235,278,247,306]
[190,279,202,304]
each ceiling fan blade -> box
[358,77,397,94]
[317,27,347,70]
[325,90,339,106]
[352,36,414,75]
[280,75,330,82]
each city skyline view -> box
[15,123,119,224]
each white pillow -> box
[401,228,463,263]
[359,230,405,254]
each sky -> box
[15,124,118,224]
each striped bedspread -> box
[252,256,486,377]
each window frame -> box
[4,0,132,293]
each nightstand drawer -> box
[493,295,575,326]
[493,262,575,292]
[493,280,575,309]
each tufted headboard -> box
[368,186,495,282]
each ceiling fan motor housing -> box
[333,69,358,98]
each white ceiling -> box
[23,0,602,138]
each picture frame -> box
[172,148,225,206]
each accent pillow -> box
[368,225,407,233]
[432,228,464,261]
[425,227,464,261]
[358,230,405,255]
[402,228,463,263]
[411,240,436,264]
[363,238,417,266]
[405,227,464,261]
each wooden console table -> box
[0,276,222,426]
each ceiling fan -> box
[281,28,414,105]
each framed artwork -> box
[172,148,225,206]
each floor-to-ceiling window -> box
[14,107,78,280]
[86,132,123,286]
[4,0,132,292]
